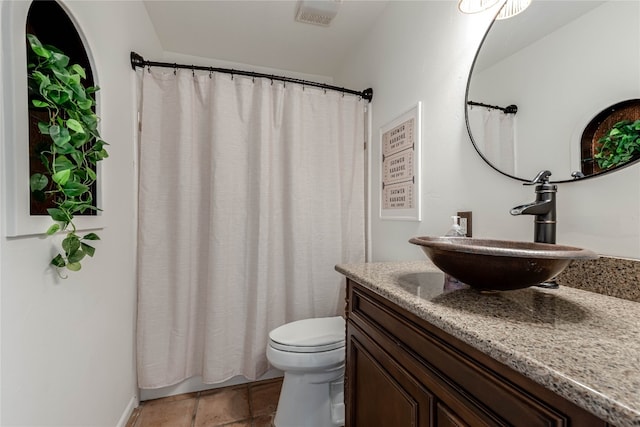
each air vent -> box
[296,0,342,27]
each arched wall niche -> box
[1,0,104,236]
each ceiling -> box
[143,0,390,78]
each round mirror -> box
[465,1,640,183]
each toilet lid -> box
[269,316,345,353]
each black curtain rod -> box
[130,52,373,103]
[467,100,517,114]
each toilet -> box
[266,316,346,427]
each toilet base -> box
[274,366,344,427]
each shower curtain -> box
[136,68,366,389]
[468,106,516,175]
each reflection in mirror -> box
[466,1,640,183]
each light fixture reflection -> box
[496,0,531,20]
[458,0,532,20]
[457,0,501,14]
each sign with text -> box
[380,103,421,221]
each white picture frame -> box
[379,102,421,221]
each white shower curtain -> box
[136,68,366,389]
[468,106,516,175]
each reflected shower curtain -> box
[136,68,365,388]
[468,106,516,175]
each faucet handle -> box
[524,170,552,186]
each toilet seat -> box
[269,316,345,353]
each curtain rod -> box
[467,101,518,114]
[130,52,373,103]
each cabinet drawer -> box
[347,280,605,427]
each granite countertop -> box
[335,260,640,427]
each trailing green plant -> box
[594,119,640,170]
[26,34,108,274]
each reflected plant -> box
[26,34,108,275]
[594,119,640,170]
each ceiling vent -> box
[296,0,342,27]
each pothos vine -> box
[27,34,109,275]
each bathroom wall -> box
[335,1,640,262]
[0,1,162,426]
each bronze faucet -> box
[510,170,557,244]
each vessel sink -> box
[409,236,598,291]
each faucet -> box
[510,170,557,244]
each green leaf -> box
[86,168,97,181]
[46,223,61,235]
[54,155,74,172]
[48,88,70,105]
[50,254,66,268]
[83,233,100,241]
[67,249,86,264]
[66,118,84,134]
[66,262,82,271]
[70,150,84,166]
[30,173,48,192]
[32,99,50,108]
[70,64,86,79]
[27,34,51,59]
[62,182,89,197]
[51,52,70,68]
[81,243,95,257]
[62,234,81,254]
[50,126,71,147]
[57,143,77,155]
[38,121,50,135]
[52,169,71,186]
[76,99,93,110]
[47,208,68,222]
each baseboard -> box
[116,395,138,427]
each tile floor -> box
[126,377,283,427]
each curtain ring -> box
[252,77,255,83]
[147,65,151,74]
[173,63,177,75]
[191,65,195,77]
[270,75,274,86]
[209,67,213,79]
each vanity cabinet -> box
[345,279,608,427]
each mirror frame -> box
[463,5,640,184]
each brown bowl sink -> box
[409,236,599,291]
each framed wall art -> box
[379,102,421,221]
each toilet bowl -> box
[266,316,346,427]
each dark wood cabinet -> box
[345,279,608,427]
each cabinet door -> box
[347,324,433,427]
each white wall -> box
[0,1,162,426]
[336,1,640,261]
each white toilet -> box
[266,316,346,427]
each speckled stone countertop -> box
[335,260,640,427]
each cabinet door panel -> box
[347,325,433,427]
